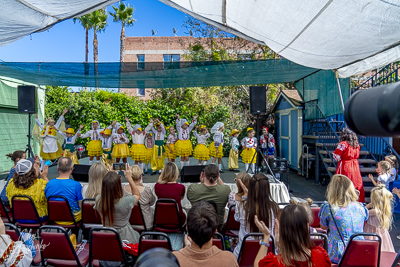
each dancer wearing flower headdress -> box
[78,120,104,165]
[260,126,275,158]
[210,122,225,173]
[33,108,68,169]
[149,118,166,173]
[241,127,257,173]
[111,122,130,163]
[165,125,178,163]
[193,125,211,165]
[175,113,198,169]
[58,124,83,165]
[125,117,147,172]
[228,129,241,172]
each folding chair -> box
[213,232,225,250]
[88,227,129,267]
[138,231,172,256]
[47,195,81,231]
[39,225,89,267]
[222,205,240,238]
[0,199,12,223]
[130,203,148,232]
[380,249,400,267]
[78,198,101,241]
[337,233,381,267]
[238,233,275,267]
[11,195,47,229]
[153,199,184,233]
[310,232,328,251]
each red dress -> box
[332,141,365,202]
[258,246,331,267]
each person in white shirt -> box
[58,125,83,165]
[193,125,211,165]
[369,161,392,190]
[385,154,398,190]
[111,123,130,163]
[149,118,166,173]
[100,128,115,170]
[175,113,198,169]
[78,120,104,165]
[210,122,225,173]
[125,117,148,172]
[241,128,258,174]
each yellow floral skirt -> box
[241,148,257,164]
[175,140,193,157]
[130,144,147,161]
[193,144,210,161]
[209,142,223,158]
[87,140,102,157]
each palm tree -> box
[73,14,92,63]
[109,2,135,62]
[87,9,108,63]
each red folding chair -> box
[47,195,82,231]
[39,225,89,267]
[238,233,275,267]
[138,231,172,256]
[337,233,381,267]
[130,203,148,232]
[78,198,102,241]
[153,199,184,233]
[89,227,129,267]
[380,249,400,267]
[222,205,240,238]
[11,195,47,229]
[0,199,12,223]
[213,232,225,250]
[310,232,328,251]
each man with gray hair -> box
[45,157,83,222]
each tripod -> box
[25,113,35,158]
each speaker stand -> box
[25,113,35,158]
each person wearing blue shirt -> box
[45,157,83,223]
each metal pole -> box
[335,72,345,112]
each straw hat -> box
[65,128,75,135]
[230,129,241,136]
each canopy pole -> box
[335,70,345,112]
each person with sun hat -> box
[228,129,241,172]
[78,119,106,165]
[210,122,225,173]
[111,122,130,164]
[58,125,83,165]
[99,127,115,169]
[149,118,167,174]
[241,127,257,174]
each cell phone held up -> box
[113,163,126,171]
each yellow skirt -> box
[112,144,130,158]
[144,148,153,164]
[241,148,257,164]
[165,143,176,159]
[175,140,193,157]
[193,144,210,161]
[130,144,147,161]
[209,142,224,158]
[63,149,79,165]
[41,143,62,160]
[151,145,166,171]
[87,140,103,157]
[228,149,239,169]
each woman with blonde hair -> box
[81,162,107,199]
[318,174,368,263]
[124,165,156,230]
[228,172,251,207]
[154,162,186,221]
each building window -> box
[137,54,145,70]
[137,88,145,96]
[163,54,180,69]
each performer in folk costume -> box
[144,131,155,175]
[241,128,257,173]
[193,125,211,165]
[33,108,68,169]
[260,126,276,158]
[111,123,130,163]
[150,118,166,173]
[210,122,225,172]
[125,117,147,171]
[165,126,178,163]
[228,129,241,172]
[58,125,83,165]
[78,120,104,165]
[100,127,115,170]
[175,113,198,169]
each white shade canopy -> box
[159,0,400,77]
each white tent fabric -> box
[0,0,119,47]
[159,0,400,77]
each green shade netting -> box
[0,59,318,88]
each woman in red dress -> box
[332,128,364,202]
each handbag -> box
[122,240,139,256]
[328,204,346,248]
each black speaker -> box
[18,85,36,113]
[250,86,267,114]
[71,164,90,182]
[180,165,204,183]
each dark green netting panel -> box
[0,60,318,88]
[295,70,350,120]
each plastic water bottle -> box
[224,236,231,251]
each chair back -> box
[5,223,20,241]
[310,207,321,228]
[213,232,225,250]
[222,205,240,237]
[391,249,400,267]
[47,195,78,226]
[338,233,381,267]
[89,227,128,264]
[0,199,11,223]
[153,199,182,232]
[82,198,101,225]
[138,231,172,256]
[129,203,147,231]
[311,233,328,251]
[238,233,275,267]
[12,195,42,223]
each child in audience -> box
[111,123,130,163]
[289,198,317,234]
[368,161,391,190]
[125,117,147,171]
[59,125,83,165]
[210,122,225,172]
[78,119,104,165]
[227,172,251,207]
[241,128,257,173]
[193,125,211,165]
[228,129,241,172]
[175,113,198,169]
[365,185,394,252]
[166,126,178,163]
[385,155,398,191]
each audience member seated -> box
[45,157,83,224]
[1,150,26,207]
[0,217,33,266]
[254,205,331,267]
[234,173,279,258]
[227,172,251,207]
[318,174,368,264]
[187,164,231,229]
[95,164,140,244]
[289,198,317,234]
[154,162,186,222]
[124,165,156,230]
[173,201,238,267]
[7,158,49,223]
[81,162,107,199]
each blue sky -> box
[0,0,189,62]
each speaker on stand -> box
[18,85,37,158]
